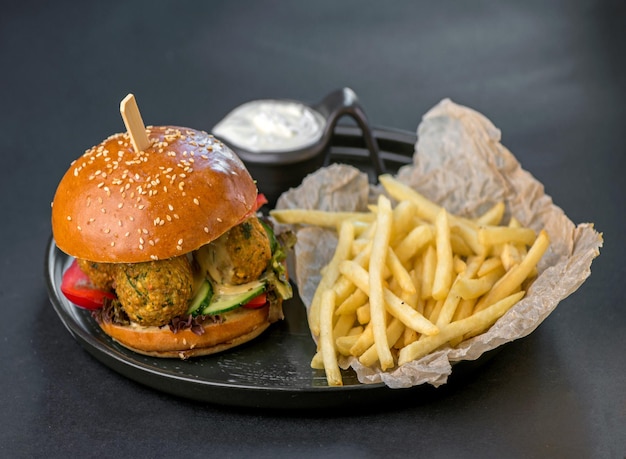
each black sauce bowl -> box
[212,87,384,207]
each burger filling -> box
[72,216,294,334]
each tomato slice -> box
[254,193,268,211]
[242,292,268,309]
[60,260,116,310]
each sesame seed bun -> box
[96,303,279,359]
[51,126,258,263]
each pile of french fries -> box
[271,174,550,386]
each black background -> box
[1,1,624,457]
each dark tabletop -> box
[1,1,625,457]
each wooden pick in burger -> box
[120,93,151,152]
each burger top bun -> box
[52,126,258,263]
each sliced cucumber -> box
[187,280,212,316]
[259,219,278,254]
[200,280,266,316]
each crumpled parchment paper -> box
[275,99,603,388]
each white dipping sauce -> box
[212,100,326,153]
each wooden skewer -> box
[120,93,151,152]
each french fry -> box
[384,289,439,336]
[356,303,371,324]
[501,242,523,271]
[398,291,525,365]
[435,285,462,328]
[433,209,454,300]
[336,335,359,356]
[334,288,368,316]
[450,232,474,257]
[308,221,355,336]
[420,245,436,299]
[453,255,467,274]
[391,199,418,245]
[428,298,445,324]
[475,201,506,226]
[319,290,342,386]
[500,217,527,270]
[333,313,357,340]
[474,229,549,312]
[394,225,434,263]
[454,265,506,300]
[477,256,503,277]
[478,225,537,247]
[349,322,374,357]
[310,351,324,370]
[386,247,416,294]
[359,318,405,367]
[369,195,395,370]
[452,297,478,322]
[270,209,374,228]
[379,174,442,223]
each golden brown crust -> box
[52,126,257,263]
[98,302,281,359]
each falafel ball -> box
[76,258,115,291]
[114,256,193,327]
[196,217,272,285]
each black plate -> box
[45,126,478,409]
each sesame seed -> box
[66,216,72,221]
[177,238,183,245]
[217,217,222,223]
[125,232,130,237]
[193,198,200,205]
[204,227,209,233]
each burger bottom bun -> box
[98,303,278,359]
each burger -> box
[51,124,294,359]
